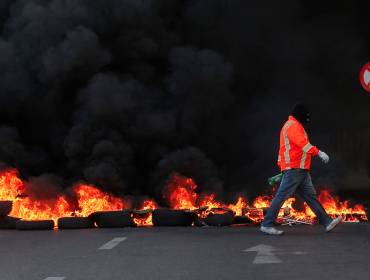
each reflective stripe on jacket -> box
[277,116,319,171]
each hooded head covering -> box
[291,101,310,126]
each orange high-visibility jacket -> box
[278,116,319,171]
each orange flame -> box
[251,188,366,222]
[132,200,157,226]
[199,195,247,216]
[163,173,198,210]
[252,195,271,208]
[0,169,25,201]
[228,197,247,216]
[0,168,367,227]
[200,194,221,209]
[1,171,127,225]
[305,190,367,221]
[10,196,73,225]
[73,183,125,217]
[163,173,247,216]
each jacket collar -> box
[289,115,302,127]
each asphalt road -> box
[0,222,369,280]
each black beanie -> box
[291,101,310,126]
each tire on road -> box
[152,209,193,226]
[193,215,204,227]
[94,211,136,228]
[233,215,255,224]
[202,212,235,226]
[0,216,21,229]
[0,201,13,217]
[16,220,55,230]
[57,217,94,229]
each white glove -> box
[318,150,329,164]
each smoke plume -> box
[0,0,369,204]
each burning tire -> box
[92,211,136,228]
[57,217,94,229]
[202,212,235,226]
[0,216,21,229]
[233,216,255,224]
[16,220,55,230]
[152,209,193,226]
[0,201,13,217]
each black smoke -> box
[0,0,369,205]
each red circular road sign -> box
[360,62,370,92]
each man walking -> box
[261,101,342,235]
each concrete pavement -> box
[0,222,369,280]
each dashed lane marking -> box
[99,237,127,249]
[44,278,66,280]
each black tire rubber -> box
[365,208,370,221]
[87,211,102,223]
[193,215,204,227]
[131,209,153,214]
[94,211,136,228]
[152,209,193,226]
[57,217,95,229]
[0,216,21,229]
[233,215,255,224]
[0,201,13,217]
[16,220,55,230]
[202,212,235,226]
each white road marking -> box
[244,244,282,264]
[44,278,66,280]
[244,244,308,264]
[99,237,127,249]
